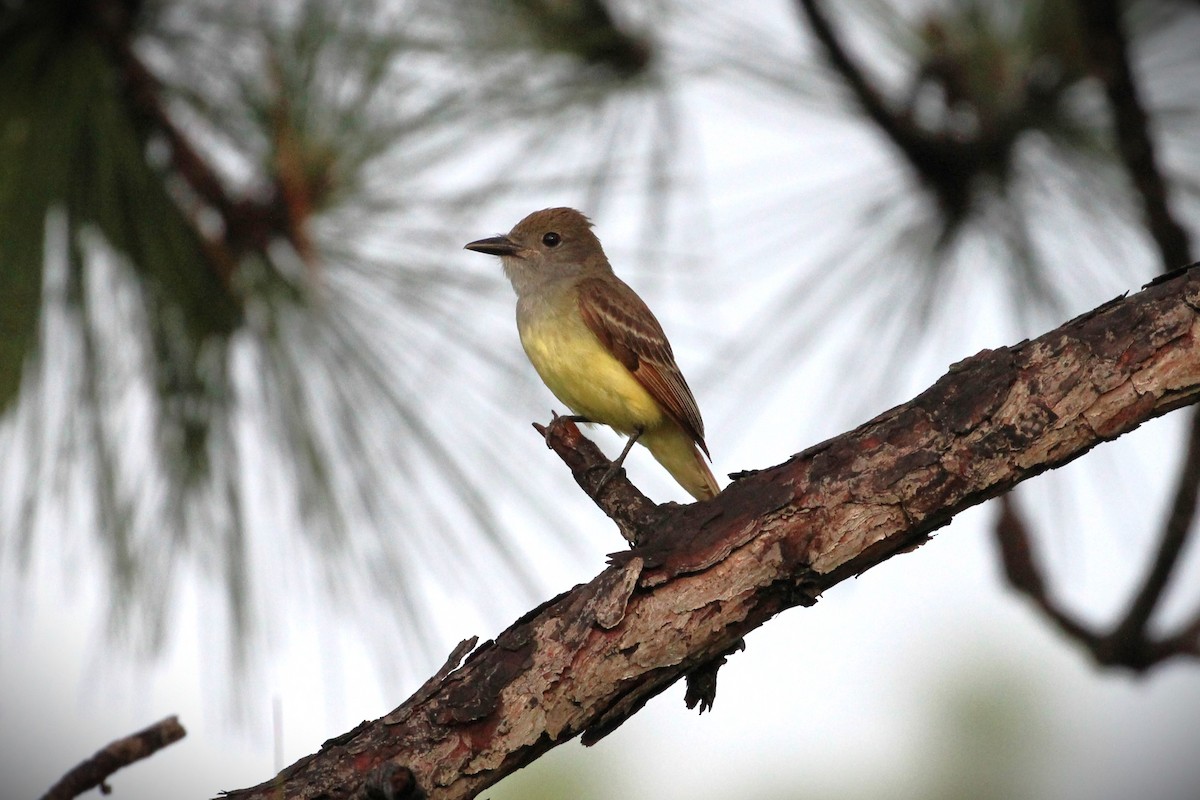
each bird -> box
[465,207,719,501]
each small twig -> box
[40,716,187,800]
[533,416,750,706]
[532,414,666,546]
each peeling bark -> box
[221,265,1200,800]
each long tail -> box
[640,425,720,501]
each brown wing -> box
[576,276,710,458]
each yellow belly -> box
[518,310,664,435]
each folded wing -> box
[576,276,710,458]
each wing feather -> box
[576,277,710,458]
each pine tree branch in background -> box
[794,0,937,177]
[510,0,653,78]
[91,0,302,282]
[794,0,992,223]
[996,493,1200,669]
[994,494,1095,641]
[800,0,1200,673]
[1076,0,1194,270]
[1112,393,1200,656]
[40,716,186,800]
[88,0,242,284]
[991,0,1200,671]
[222,266,1200,800]
[1077,3,1199,615]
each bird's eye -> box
[542,232,561,247]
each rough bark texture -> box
[221,265,1200,800]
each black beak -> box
[464,235,522,257]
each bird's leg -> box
[594,427,643,494]
[542,411,638,494]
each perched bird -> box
[465,207,719,501]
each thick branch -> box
[41,716,186,800]
[222,266,1200,800]
[1061,0,1200,667]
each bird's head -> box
[465,207,610,294]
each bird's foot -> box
[540,411,594,445]
[589,462,623,495]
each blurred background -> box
[2,0,1200,798]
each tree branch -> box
[794,0,981,220]
[794,0,911,150]
[222,265,1200,800]
[41,716,186,800]
[1076,0,1193,270]
[1004,0,1200,669]
[996,492,1200,670]
[532,414,667,546]
[1110,400,1200,653]
[90,0,299,282]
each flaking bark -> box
[221,265,1200,800]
